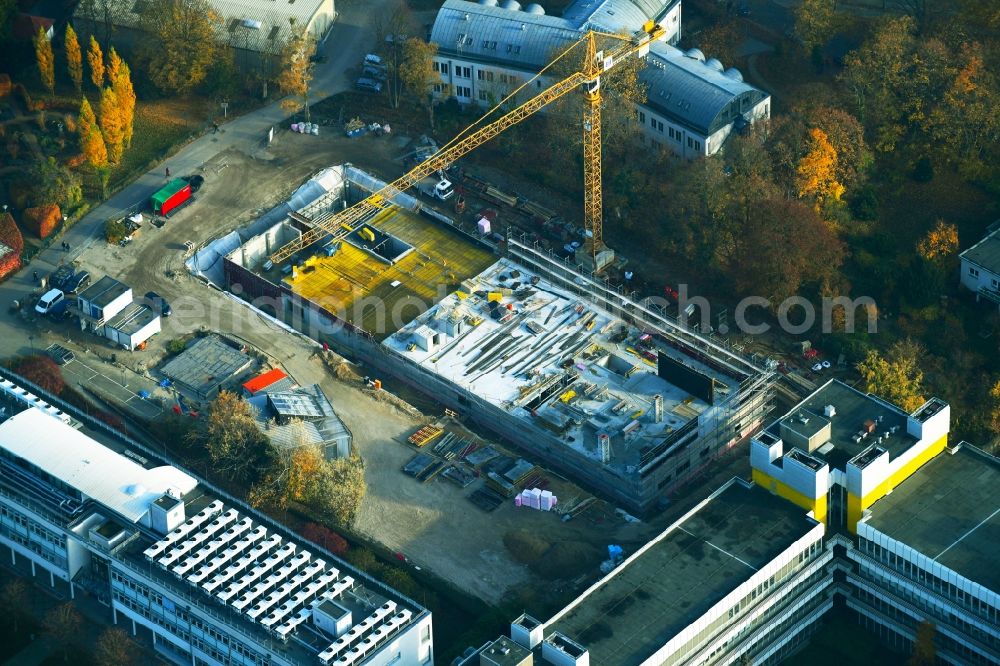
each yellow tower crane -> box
[268,21,665,268]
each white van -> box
[35,288,65,315]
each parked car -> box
[62,270,91,294]
[144,291,172,317]
[363,54,388,75]
[49,265,74,290]
[186,174,205,193]
[35,289,66,315]
[362,65,387,81]
[355,77,383,93]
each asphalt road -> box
[0,0,392,359]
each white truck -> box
[416,174,455,201]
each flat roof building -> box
[481,386,997,665]
[77,275,132,325]
[160,334,254,400]
[502,479,830,665]
[849,443,1000,664]
[751,379,950,531]
[242,368,295,396]
[0,373,432,666]
[105,302,161,351]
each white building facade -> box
[959,226,1000,306]
[428,0,770,157]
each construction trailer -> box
[104,303,161,350]
[151,179,192,217]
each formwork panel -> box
[283,207,494,339]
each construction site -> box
[194,24,778,514]
[207,155,773,513]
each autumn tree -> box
[793,0,837,53]
[109,51,136,148]
[79,97,108,169]
[202,391,277,484]
[796,127,845,213]
[312,454,366,527]
[723,196,845,303]
[857,339,926,412]
[277,21,316,122]
[691,20,740,68]
[925,43,1000,178]
[249,429,325,511]
[916,220,958,262]
[99,86,125,164]
[65,25,83,92]
[374,0,414,109]
[138,0,222,94]
[94,627,137,666]
[87,35,104,89]
[399,38,439,107]
[0,579,28,632]
[839,16,916,151]
[802,105,870,189]
[988,379,1000,437]
[34,27,55,94]
[43,602,82,662]
[13,355,65,394]
[105,46,121,84]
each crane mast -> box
[581,32,605,267]
[269,21,664,268]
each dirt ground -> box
[28,125,667,605]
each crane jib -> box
[269,23,665,266]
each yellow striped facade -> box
[752,468,828,524]
[846,433,949,532]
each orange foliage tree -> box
[0,213,24,281]
[87,36,104,89]
[99,86,124,164]
[796,127,845,210]
[916,220,958,262]
[23,205,61,239]
[33,27,55,94]
[65,25,82,92]
[79,97,108,169]
[109,51,136,148]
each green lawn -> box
[107,97,213,190]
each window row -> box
[858,538,1000,624]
